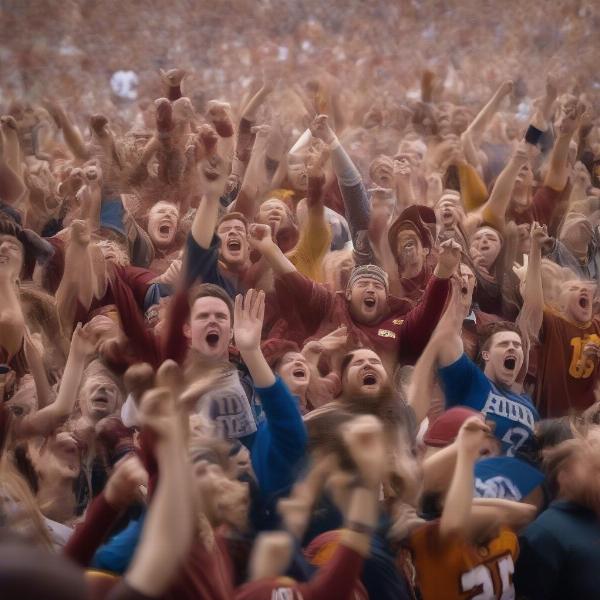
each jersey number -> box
[569,335,600,379]
[460,555,514,600]
[501,427,529,457]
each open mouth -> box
[579,297,589,309]
[0,256,8,264]
[227,239,241,252]
[362,373,377,386]
[293,368,306,378]
[206,332,220,347]
[504,357,517,371]
[364,297,376,308]
[461,285,468,295]
[159,224,171,235]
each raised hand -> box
[70,219,91,247]
[104,455,149,510]
[309,114,336,144]
[342,415,386,489]
[434,238,463,279]
[234,289,265,353]
[455,415,492,460]
[247,222,276,254]
[305,140,330,178]
[70,322,100,358]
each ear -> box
[481,350,490,363]
[345,288,352,301]
[423,247,430,257]
[183,322,192,340]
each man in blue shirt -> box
[436,319,539,456]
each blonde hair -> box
[0,457,52,549]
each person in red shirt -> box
[520,222,600,417]
[250,221,460,374]
[387,204,437,303]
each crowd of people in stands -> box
[1,1,600,599]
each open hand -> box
[234,289,265,353]
[434,238,462,279]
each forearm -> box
[478,158,522,228]
[240,347,275,388]
[408,337,443,425]
[58,113,91,160]
[422,443,458,493]
[24,336,53,408]
[544,132,573,191]
[125,440,192,597]
[261,243,297,276]
[439,449,475,538]
[465,84,508,141]
[518,240,544,342]
[191,194,220,249]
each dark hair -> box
[477,321,522,365]
[217,211,248,231]
[188,283,234,323]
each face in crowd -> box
[481,329,524,388]
[560,280,595,324]
[345,275,388,324]
[217,217,249,268]
[256,198,292,232]
[341,348,388,397]
[470,226,502,271]
[147,201,179,249]
[0,233,24,281]
[276,351,310,396]
[79,369,124,423]
[188,295,233,360]
[395,227,429,273]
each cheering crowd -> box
[2,1,600,599]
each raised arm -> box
[15,323,96,439]
[408,280,464,424]
[247,222,296,277]
[462,80,514,144]
[544,101,585,191]
[439,416,491,541]
[121,386,193,598]
[515,223,546,343]
[190,155,228,249]
[0,260,25,360]
[476,141,530,230]
[310,115,373,262]
[55,220,98,337]
[398,239,460,363]
[43,101,91,161]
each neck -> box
[36,478,76,524]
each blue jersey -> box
[438,353,539,456]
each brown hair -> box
[188,283,234,324]
[477,321,522,361]
[217,211,249,231]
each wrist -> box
[433,264,453,279]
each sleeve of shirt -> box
[438,352,484,409]
[532,185,562,228]
[183,232,235,296]
[248,376,307,494]
[254,376,307,461]
[63,493,122,568]
[514,521,564,600]
[398,275,451,363]
[274,271,334,335]
[91,515,144,574]
[298,542,364,600]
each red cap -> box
[423,407,480,447]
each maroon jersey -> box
[535,309,600,417]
